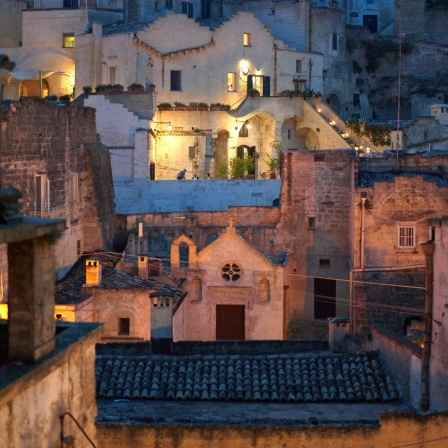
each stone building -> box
[0,98,117,280]
[0,188,102,448]
[172,223,289,341]
[54,253,186,343]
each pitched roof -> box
[96,352,398,403]
[56,252,186,305]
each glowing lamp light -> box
[167,124,173,131]
[317,108,322,113]
[241,66,250,76]
[246,121,251,129]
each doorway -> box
[363,15,378,33]
[314,278,336,319]
[216,305,245,340]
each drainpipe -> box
[273,44,278,96]
[420,241,434,411]
[360,196,366,270]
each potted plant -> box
[158,102,173,111]
[59,94,71,105]
[127,83,144,93]
[147,83,156,93]
[187,102,199,111]
[264,143,283,178]
[82,86,92,95]
[197,102,209,111]
[247,88,260,97]
[210,103,222,111]
[95,84,107,93]
[174,102,186,111]
[112,84,124,93]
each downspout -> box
[360,196,366,270]
[420,241,434,411]
[273,44,278,96]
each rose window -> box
[221,263,241,282]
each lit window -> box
[221,263,241,282]
[118,317,130,335]
[243,33,251,47]
[109,66,117,85]
[296,60,302,73]
[63,33,75,48]
[170,70,181,91]
[228,72,236,91]
[398,226,415,248]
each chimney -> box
[85,258,102,286]
[138,255,148,279]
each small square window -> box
[170,70,181,91]
[118,317,130,335]
[296,60,302,73]
[165,0,173,9]
[398,226,415,248]
[63,33,75,48]
[244,33,251,47]
[314,154,325,162]
[308,217,316,228]
[155,1,160,11]
[182,1,193,18]
[228,72,236,91]
[320,259,331,267]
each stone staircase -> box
[104,92,155,120]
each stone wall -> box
[97,412,448,448]
[0,98,115,277]
[276,149,354,330]
[121,206,280,258]
[0,322,102,448]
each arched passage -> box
[20,79,49,98]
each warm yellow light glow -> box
[167,124,173,131]
[317,108,322,112]
[246,122,251,129]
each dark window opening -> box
[170,70,181,91]
[118,318,130,335]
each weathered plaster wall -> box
[0,0,24,47]
[369,326,423,410]
[88,287,152,340]
[97,412,448,448]
[430,215,448,412]
[0,323,102,448]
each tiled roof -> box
[96,352,398,403]
[359,171,448,188]
[56,252,186,306]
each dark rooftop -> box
[55,252,186,306]
[358,170,448,188]
[96,351,398,403]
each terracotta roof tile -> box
[96,352,398,404]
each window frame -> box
[331,33,338,51]
[227,72,237,92]
[398,226,415,248]
[170,70,182,91]
[243,32,251,47]
[62,33,75,48]
[118,317,130,336]
[296,59,303,74]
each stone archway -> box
[20,79,49,98]
[297,127,320,150]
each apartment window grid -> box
[398,226,415,248]
[63,33,75,48]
